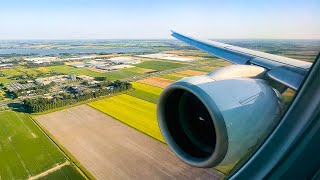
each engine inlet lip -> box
[157,80,229,168]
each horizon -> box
[1,0,319,40]
[1,37,320,41]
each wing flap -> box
[267,67,305,90]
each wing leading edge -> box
[171,31,312,90]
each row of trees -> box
[23,61,64,68]
[23,81,132,113]
[94,76,107,81]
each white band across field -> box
[28,161,70,180]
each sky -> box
[0,0,319,39]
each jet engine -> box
[157,65,282,168]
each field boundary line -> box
[28,161,69,180]
[30,90,131,115]
[27,115,95,180]
[87,100,165,143]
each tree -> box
[94,77,107,81]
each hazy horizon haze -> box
[1,0,319,40]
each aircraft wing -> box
[171,31,312,90]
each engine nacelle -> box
[157,65,282,168]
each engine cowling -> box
[157,65,282,168]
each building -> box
[35,75,69,85]
[97,65,134,71]
[85,61,107,67]
[107,57,141,64]
[112,65,135,69]
[137,53,194,62]
[68,86,85,94]
[7,82,37,92]
[106,86,115,91]
[69,61,107,68]
[96,66,116,71]
[71,64,86,68]
[87,81,99,85]
[70,73,76,81]
[24,57,60,64]
[0,63,13,69]
[77,75,95,81]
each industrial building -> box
[7,82,37,91]
[70,73,76,81]
[24,57,60,64]
[106,57,141,64]
[97,65,134,71]
[71,64,86,68]
[0,63,14,69]
[35,75,70,85]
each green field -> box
[38,165,84,180]
[159,74,183,81]
[0,77,13,86]
[134,61,188,71]
[15,66,41,75]
[0,89,8,101]
[131,82,162,95]
[47,65,107,77]
[193,66,220,72]
[0,65,142,85]
[127,82,162,103]
[0,111,84,180]
[47,65,140,80]
[88,94,164,142]
[0,67,32,85]
[122,67,156,74]
[0,68,24,76]
[0,66,52,86]
[104,70,140,80]
[0,66,43,77]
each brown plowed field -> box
[35,105,222,180]
[137,77,174,88]
[178,70,207,76]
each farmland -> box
[127,82,162,103]
[159,74,183,81]
[89,94,164,142]
[0,110,84,180]
[0,66,53,86]
[134,61,188,71]
[103,69,140,80]
[36,67,51,73]
[283,89,296,106]
[47,65,143,80]
[137,76,174,88]
[35,105,222,179]
[0,77,13,86]
[131,82,162,95]
[0,66,43,77]
[0,38,314,179]
[122,67,156,74]
[195,65,221,72]
[0,64,144,86]
[178,69,207,76]
[47,65,108,77]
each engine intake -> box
[157,65,282,168]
